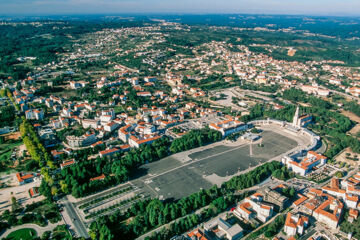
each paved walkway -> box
[0,175,44,214]
[1,222,59,239]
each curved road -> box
[1,223,58,239]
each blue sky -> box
[0,0,359,16]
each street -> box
[60,196,89,239]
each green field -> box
[0,141,22,171]
[5,228,37,240]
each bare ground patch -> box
[3,131,21,141]
[287,48,297,56]
[349,124,360,136]
[335,147,359,167]
[342,110,360,123]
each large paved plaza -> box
[132,130,299,200]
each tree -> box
[59,180,69,194]
[39,179,52,201]
[51,186,58,196]
[11,196,19,212]
[99,224,114,240]
[335,171,344,178]
[41,231,51,240]
[89,161,282,239]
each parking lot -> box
[69,183,146,224]
[287,178,316,191]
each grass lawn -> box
[0,141,21,159]
[114,105,125,114]
[5,228,37,240]
[0,140,22,171]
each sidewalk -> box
[0,221,62,239]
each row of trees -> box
[240,83,279,93]
[222,161,285,191]
[20,120,53,168]
[272,166,295,181]
[60,128,222,198]
[89,161,285,240]
[170,128,222,153]
[144,192,250,240]
[60,137,169,198]
[19,119,58,201]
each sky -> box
[0,0,359,16]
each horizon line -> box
[0,12,360,18]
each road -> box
[299,228,316,240]
[60,196,89,239]
[62,124,312,238]
[294,84,360,102]
[137,179,283,239]
[330,88,360,102]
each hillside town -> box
[0,18,360,240]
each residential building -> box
[187,229,210,240]
[104,121,120,132]
[16,172,40,185]
[90,174,106,181]
[25,109,44,120]
[234,193,274,223]
[66,132,97,148]
[144,76,157,82]
[60,159,76,169]
[128,135,161,148]
[99,148,121,158]
[82,119,100,129]
[69,81,87,89]
[284,212,309,236]
[204,217,243,240]
[313,197,343,228]
[259,187,290,211]
[29,187,40,198]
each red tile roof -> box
[90,174,105,181]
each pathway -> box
[1,222,59,239]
